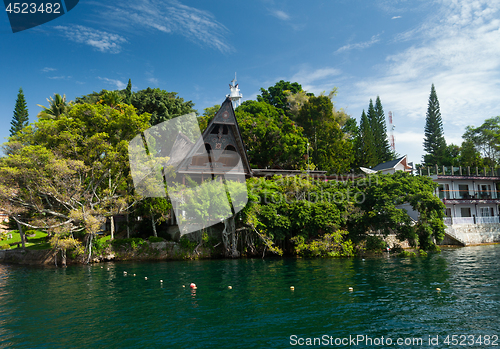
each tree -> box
[0,103,150,261]
[37,93,69,120]
[124,79,132,104]
[423,84,447,165]
[131,87,196,126]
[296,95,354,173]
[197,104,220,131]
[235,100,308,169]
[459,139,484,167]
[10,87,29,136]
[356,110,377,168]
[257,80,303,115]
[372,96,392,163]
[462,116,500,167]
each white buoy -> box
[133,274,136,277]
[228,286,232,289]
[160,280,163,283]
[348,287,353,292]
[436,288,441,292]
[290,286,295,290]
[145,277,148,280]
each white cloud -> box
[41,67,56,72]
[48,76,72,80]
[345,0,500,163]
[55,25,127,54]
[98,77,126,90]
[290,67,342,93]
[391,16,402,19]
[147,77,159,85]
[270,10,290,20]
[93,0,232,53]
[336,34,381,53]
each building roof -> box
[371,155,412,172]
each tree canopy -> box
[9,87,29,136]
[423,84,447,165]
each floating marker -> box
[190,283,196,289]
[107,268,110,270]
[160,280,163,283]
[348,287,353,291]
[145,277,148,280]
[182,285,185,288]
[101,266,103,268]
[290,286,295,290]
[228,286,232,289]
[133,274,136,277]
[436,288,441,292]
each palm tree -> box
[99,90,123,109]
[37,93,69,120]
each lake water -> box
[0,245,499,348]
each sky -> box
[1,0,500,166]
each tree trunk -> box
[150,208,157,237]
[110,216,115,241]
[126,212,130,238]
[222,216,239,258]
[15,220,26,250]
[61,249,67,267]
[86,234,93,264]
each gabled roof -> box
[176,97,252,176]
[371,155,412,172]
[167,132,194,168]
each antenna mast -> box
[227,72,242,108]
[388,111,395,152]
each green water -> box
[0,245,499,348]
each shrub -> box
[111,238,145,250]
[1,244,10,250]
[179,236,197,251]
[419,250,428,257]
[365,235,387,251]
[148,236,164,243]
[398,250,411,257]
[291,230,354,257]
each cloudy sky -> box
[1,0,500,165]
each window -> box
[479,207,494,217]
[460,207,472,217]
[458,184,469,199]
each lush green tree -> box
[443,144,460,166]
[349,171,445,250]
[462,116,500,167]
[37,93,69,120]
[0,103,150,261]
[459,139,484,167]
[197,104,220,131]
[124,79,132,104]
[296,95,354,173]
[10,87,29,136]
[372,96,392,163]
[131,87,196,126]
[235,100,308,169]
[423,84,447,165]
[356,110,377,168]
[257,80,303,115]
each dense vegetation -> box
[0,80,457,263]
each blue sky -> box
[1,0,500,166]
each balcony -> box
[419,165,500,178]
[444,216,500,225]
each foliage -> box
[111,238,146,250]
[148,236,165,242]
[235,100,308,169]
[459,139,484,167]
[10,87,29,136]
[37,93,70,120]
[131,87,196,126]
[179,236,197,250]
[290,231,354,257]
[296,95,354,173]
[197,104,220,131]
[365,235,387,251]
[356,109,377,167]
[0,102,150,261]
[462,116,500,167]
[257,80,303,114]
[124,79,132,105]
[419,249,428,257]
[349,171,445,250]
[1,244,10,250]
[398,250,416,258]
[423,84,447,165]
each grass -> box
[0,230,50,250]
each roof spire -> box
[227,72,242,108]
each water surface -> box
[0,245,499,348]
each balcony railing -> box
[444,216,500,225]
[419,165,500,177]
[438,189,498,200]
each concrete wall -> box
[441,223,500,245]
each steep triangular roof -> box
[371,155,411,172]
[176,97,252,176]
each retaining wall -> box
[441,223,500,245]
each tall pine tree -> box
[357,109,377,167]
[366,97,392,165]
[10,87,29,136]
[423,84,447,165]
[124,79,132,104]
